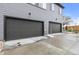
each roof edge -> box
[55,3,64,9]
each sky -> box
[63,3,79,25]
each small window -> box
[42,3,47,9]
[51,3,55,11]
[59,8,62,14]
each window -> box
[42,3,47,9]
[51,3,55,11]
[59,8,62,14]
[31,3,47,9]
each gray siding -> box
[0,3,64,41]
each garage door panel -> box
[49,22,62,34]
[5,17,44,41]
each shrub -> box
[67,30,72,32]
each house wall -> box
[0,3,64,41]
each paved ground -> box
[2,32,79,55]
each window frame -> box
[51,3,55,11]
[42,3,47,9]
[59,7,62,15]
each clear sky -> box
[63,3,79,25]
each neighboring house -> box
[0,3,64,42]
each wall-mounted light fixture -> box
[28,12,31,16]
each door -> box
[49,22,62,34]
[4,17,44,41]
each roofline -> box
[55,3,64,9]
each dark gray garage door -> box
[4,17,44,41]
[49,22,62,34]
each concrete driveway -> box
[3,32,79,55]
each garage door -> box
[49,22,62,34]
[4,17,44,41]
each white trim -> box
[51,3,55,11]
[42,3,47,9]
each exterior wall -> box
[0,3,64,41]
